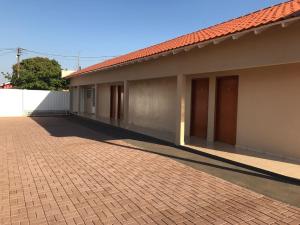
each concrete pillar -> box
[175,74,186,145]
[69,87,73,113]
[114,86,118,120]
[123,80,129,127]
[80,87,85,114]
[207,76,217,143]
[94,84,98,117]
[184,78,192,140]
[77,86,81,115]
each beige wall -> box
[62,70,75,78]
[128,77,177,140]
[70,22,300,87]
[185,63,300,160]
[71,87,79,113]
[79,87,85,113]
[236,64,300,160]
[97,83,111,119]
[84,89,93,114]
[70,21,300,161]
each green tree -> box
[6,57,69,90]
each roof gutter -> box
[67,16,300,79]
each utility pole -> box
[16,47,22,78]
[77,51,81,71]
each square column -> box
[175,74,186,145]
[123,80,129,127]
[69,87,73,113]
[77,86,81,115]
[94,84,98,117]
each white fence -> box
[0,89,69,117]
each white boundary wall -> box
[0,89,69,117]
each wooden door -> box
[110,86,117,119]
[117,85,124,120]
[190,78,209,139]
[215,76,239,145]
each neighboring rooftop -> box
[69,0,300,77]
[61,70,76,78]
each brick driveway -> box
[0,117,299,225]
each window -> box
[86,89,92,98]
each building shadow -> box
[30,115,300,185]
[30,115,300,207]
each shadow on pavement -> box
[30,115,300,207]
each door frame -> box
[110,83,125,121]
[117,85,124,120]
[110,85,117,119]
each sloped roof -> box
[70,0,300,77]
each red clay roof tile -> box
[70,0,300,77]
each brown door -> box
[110,85,117,119]
[117,85,124,120]
[215,76,239,145]
[190,78,209,139]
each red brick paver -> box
[0,117,299,225]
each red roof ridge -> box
[69,0,300,78]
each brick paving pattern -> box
[0,117,299,225]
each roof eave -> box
[66,15,300,79]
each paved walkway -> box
[186,142,300,180]
[0,117,299,225]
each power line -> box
[23,48,118,71]
[0,47,118,71]
[0,50,15,56]
[0,48,15,51]
[23,48,118,59]
[31,57,107,62]
[0,47,118,59]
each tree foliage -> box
[6,57,69,90]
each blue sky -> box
[0,0,285,83]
